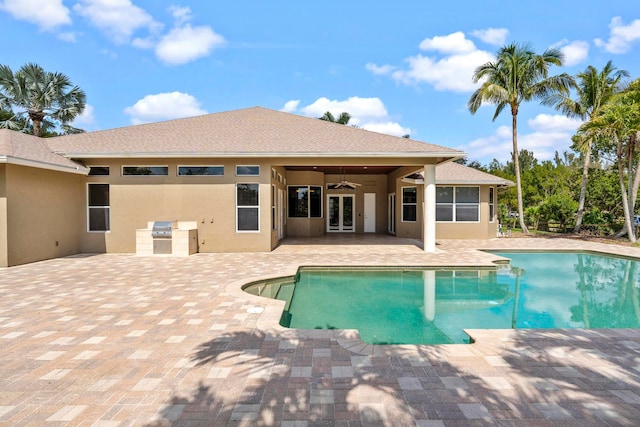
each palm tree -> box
[547,61,629,232]
[578,79,640,242]
[468,42,574,233]
[0,63,86,137]
[319,111,351,125]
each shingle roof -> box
[0,130,88,174]
[46,106,465,159]
[404,162,514,186]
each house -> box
[0,107,513,267]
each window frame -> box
[121,165,169,176]
[489,187,495,223]
[177,165,224,176]
[236,183,260,232]
[436,186,480,223]
[401,186,417,222]
[87,183,110,233]
[271,184,276,231]
[236,165,260,176]
[287,185,323,218]
[88,166,110,176]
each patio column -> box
[423,164,436,252]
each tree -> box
[0,63,86,137]
[547,61,629,232]
[579,79,640,242]
[319,111,351,125]
[468,42,574,233]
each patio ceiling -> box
[285,165,400,175]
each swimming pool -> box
[243,251,640,345]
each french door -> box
[327,195,355,232]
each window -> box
[178,166,224,176]
[122,166,168,176]
[237,183,259,231]
[88,166,109,176]
[489,187,495,222]
[236,165,260,176]
[88,184,109,232]
[402,187,417,222]
[436,186,479,222]
[272,185,276,230]
[288,186,322,218]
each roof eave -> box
[56,151,467,160]
[0,155,90,175]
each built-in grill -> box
[151,221,175,254]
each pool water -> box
[243,252,640,345]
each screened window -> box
[288,186,322,218]
[122,166,168,176]
[402,187,417,222]
[236,165,260,176]
[436,186,479,222]
[489,187,495,222]
[178,166,224,176]
[237,183,259,231]
[88,166,109,176]
[88,184,110,232]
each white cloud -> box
[595,17,640,54]
[365,63,396,75]
[124,92,207,124]
[169,5,192,25]
[367,31,494,92]
[155,24,226,65]
[282,96,412,137]
[460,114,583,164]
[361,121,411,137]
[470,28,509,46]
[72,104,96,127]
[0,0,70,30]
[555,39,589,66]
[281,100,300,113]
[73,0,161,44]
[419,32,476,54]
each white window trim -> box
[436,186,481,223]
[236,165,260,176]
[236,183,260,233]
[271,184,276,231]
[121,165,169,176]
[401,186,417,223]
[177,165,224,176]
[87,183,110,233]
[489,187,495,223]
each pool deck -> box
[1,235,640,426]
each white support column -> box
[423,164,436,252]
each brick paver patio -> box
[1,236,640,426]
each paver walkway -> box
[1,236,640,426]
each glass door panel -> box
[327,195,355,232]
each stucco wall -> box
[82,159,274,253]
[4,164,83,266]
[390,173,498,240]
[0,164,7,267]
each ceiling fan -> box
[327,167,362,190]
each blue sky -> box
[1,0,639,164]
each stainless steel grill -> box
[152,221,175,254]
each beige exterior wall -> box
[0,165,7,267]
[3,164,83,267]
[389,171,498,240]
[285,171,326,237]
[82,159,276,253]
